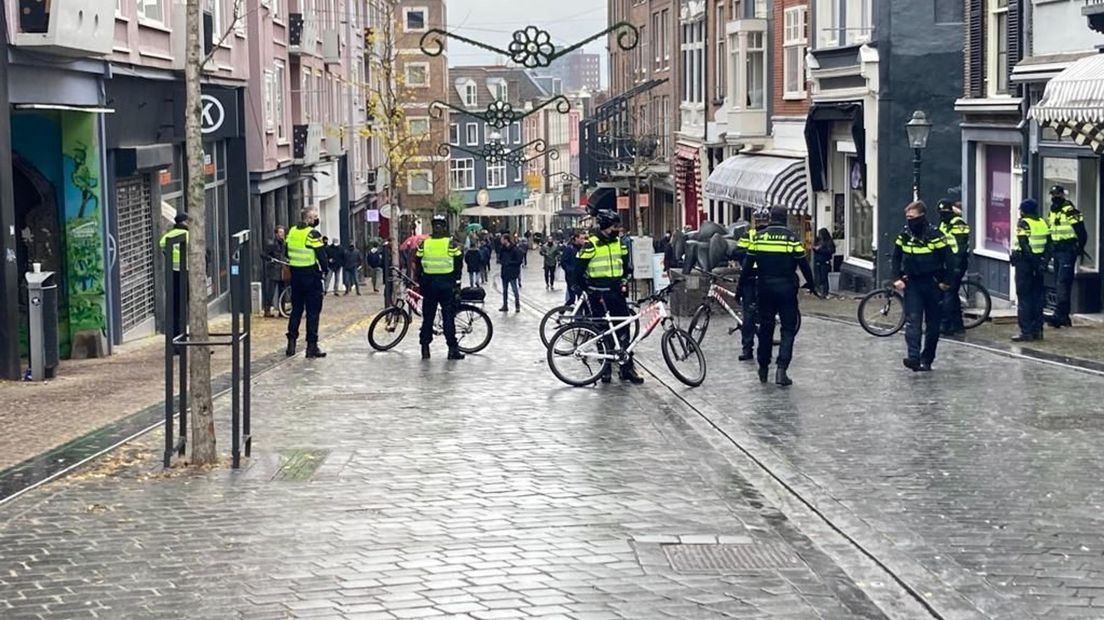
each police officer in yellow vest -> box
[740,206,816,386]
[1012,199,1051,342]
[734,207,770,362]
[415,215,465,360]
[285,207,328,358]
[1047,185,1087,328]
[937,199,971,335]
[573,203,642,384]
[159,212,189,346]
[892,201,954,372]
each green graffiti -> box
[69,142,99,220]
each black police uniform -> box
[741,222,814,381]
[891,222,953,369]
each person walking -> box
[573,208,642,384]
[540,240,562,290]
[498,234,524,312]
[734,208,770,362]
[479,239,492,284]
[937,200,971,335]
[365,241,383,293]
[158,212,189,349]
[561,231,585,305]
[415,215,465,360]
[739,206,815,386]
[812,227,835,298]
[891,201,954,372]
[325,239,345,296]
[1047,185,1087,329]
[285,207,327,358]
[1012,199,1051,342]
[381,238,395,306]
[465,243,484,287]
[342,242,362,295]
[261,225,287,317]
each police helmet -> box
[936,199,956,212]
[594,210,621,230]
[174,212,189,225]
[1049,185,1067,197]
[751,207,771,222]
[431,214,449,233]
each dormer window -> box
[464,81,478,107]
[496,82,508,102]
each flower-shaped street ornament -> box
[484,140,508,164]
[485,100,515,128]
[508,26,555,69]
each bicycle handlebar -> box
[692,267,739,284]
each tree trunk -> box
[185,0,217,465]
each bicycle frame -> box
[705,282,743,326]
[570,299,671,362]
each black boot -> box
[447,347,466,360]
[499,305,508,312]
[619,363,644,384]
[421,344,431,360]
[775,367,793,387]
[903,357,921,370]
[757,366,769,383]
[285,336,296,357]
[306,344,327,358]
[600,365,612,384]
[738,349,754,361]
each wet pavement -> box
[1,262,1102,619]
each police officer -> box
[159,212,189,348]
[573,208,642,384]
[415,215,465,360]
[1012,199,1051,342]
[285,207,327,358]
[740,206,815,387]
[1047,185,1087,328]
[892,201,954,372]
[937,199,971,335]
[734,207,770,362]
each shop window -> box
[1043,157,1098,272]
[976,144,1015,255]
[846,157,873,262]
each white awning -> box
[703,154,809,215]
[1030,54,1104,125]
[461,206,502,217]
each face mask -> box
[907,217,926,235]
[1051,196,1064,210]
[939,211,953,223]
[311,218,320,227]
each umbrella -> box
[401,234,428,250]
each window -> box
[818,0,873,48]
[1042,157,1098,271]
[408,118,430,137]
[745,32,765,109]
[408,170,432,195]
[753,0,768,18]
[140,0,166,23]
[449,123,460,145]
[510,122,521,144]
[487,163,506,189]
[715,4,725,101]
[514,166,523,183]
[274,61,287,140]
[652,12,661,67]
[449,159,475,191]
[404,7,427,32]
[271,0,281,21]
[207,0,222,39]
[680,20,705,104]
[465,123,479,145]
[494,81,508,102]
[988,0,1009,96]
[464,81,478,107]
[783,7,808,99]
[976,144,1014,254]
[264,70,275,132]
[662,9,670,66]
[405,62,429,87]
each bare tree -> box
[592,105,667,236]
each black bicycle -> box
[857,272,991,337]
[368,268,494,354]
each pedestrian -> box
[739,206,816,386]
[465,243,483,287]
[158,212,189,350]
[540,240,562,290]
[285,207,327,358]
[381,238,395,306]
[812,227,835,298]
[561,231,586,305]
[262,225,288,317]
[326,239,345,296]
[479,240,492,283]
[365,241,383,293]
[891,201,954,372]
[498,234,524,312]
[1012,199,1051,342]
[573,205,642,384]
[517,234,528,286]
[937,199,971,335]
[415,215,465,360]
[342,242,362,295]
[735,208,771,362]
[1046,185,1087,329]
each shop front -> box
[675,143,703,230]
[702,153,810,232]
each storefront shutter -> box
[1007,0,1022,94]
[116,176,157,335]
[967,0,984,98]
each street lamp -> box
[905,110,932,201]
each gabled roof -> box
[448,65,550,109]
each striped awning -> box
[1030,54,1104,154]
[703,155,809,215]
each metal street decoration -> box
[420,22,639,69]
[439,139,559,167]
[430,95,571,130]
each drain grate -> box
[661,543,804,572]
[271,449,330,481]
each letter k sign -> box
[200,94,225,135]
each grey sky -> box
[445,0,609,87]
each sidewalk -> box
[0,290,383,475]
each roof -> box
[447,66,550,109]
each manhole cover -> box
[661,544,804,572]
[271,449,330,481]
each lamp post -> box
[905,110,932,201]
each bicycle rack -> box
[163,231,253,469]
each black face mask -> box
[311,218,320,227]
[907,217,927,235]
[1051,196,1064,211]
[939,211,954,223]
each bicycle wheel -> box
[546,322,609,387]
[959,281,992,330]
[278,287,293,318]
[539,304,575,348]
[454,304,494,354]
[686,304,711,344]
[858,289,905,337]
[367,306,410,351]
[661,328,707,387]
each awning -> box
[1029,54,1104,154]
[554,207,588,217]
[703,155,810,215]
[461,206,502,217]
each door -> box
[115,176,157,336]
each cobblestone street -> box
[1,263,1103,619]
